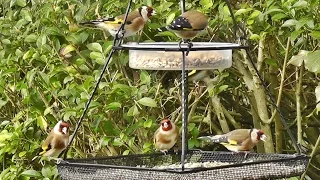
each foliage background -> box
[0,0,320,179]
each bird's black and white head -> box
[139,6,156,21]
[250,128,267,143]
[54,120,70,135]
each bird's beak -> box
[163,122,168,128]
[62,127,68,134]
[151,10,156,16]
[260,134,267,142]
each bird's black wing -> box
[168,17,193,30]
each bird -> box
[198,128,267,153]
[39,120,70,157]
[157,10,208,42]
[80,6,156,38]
[154,118,179,154]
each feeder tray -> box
[57,151,308,180]
[121,42,244,70]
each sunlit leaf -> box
[137,97,157,107]
[106,102,121,110]
[282,19,298,27]
[166,13,175,25]
[37,116,48,131]
[305,50,320,73]
[87,43,102,53]
[143,119,153,128]
[288,50,309,67]
[21,170,41,178]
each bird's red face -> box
[161,119,172,131]
[140,6,156,18]
[146,6,155,17]
[256,130,267,141]
[59,121,70,135]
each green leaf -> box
[140,70,151,85]
[156,31,176,38]
[21,170,42,178]
[112,138,124,146]
[122,150,130,155]
[16,0,26,7]
[1,39,11,45]
[106,102,121,110]
[288,50,309,67]
[143,142,152,149]
[137,97,157,107]
[36,34,47,48]
[217,85,228,94]
[234,9,248,16]
[166,13,175,25]
[60,45,76,55]
[21,9,32,21]
[25,34,37,43]
[19,151,27,157]
[43,107,52,116]
[249,34,260,40]
[37,116,48,131]
[87,43,102,53]
[100,137,111,146]
[271,13,288,21]
[63,76,74,84]
[305,50,320,73]
[0,131,13,142]
[282,19,298,27]
[292,0,308,8]
[249,10,261,19]
[310,31,320,39]
[143,119,153,128]
[90,52,103,60]
[127,105,140,116]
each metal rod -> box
[181,50,188,171]
[244,48,302,154]
[59,0,133,159]
[180,0,186,13]
[60,49,116,159]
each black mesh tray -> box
[57,151,309,180]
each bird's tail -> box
[198,135,225,143]
[157,27,168,32]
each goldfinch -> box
[198,128,267,152]
[157,10,208,41]
[80,6,156,38]
[39,120,70,157]
[154,118,179,154]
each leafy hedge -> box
[0,0,319,179]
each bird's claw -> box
[160,150,168,155]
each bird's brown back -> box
[182,10,208,30]
[226,129,251,142]
[116,11,141,22]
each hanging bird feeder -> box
[57,0,309,179]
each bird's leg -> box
[232,151,251,159]
[137,30,143,43]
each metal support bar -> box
[59,0,133,159]
[180,50,188,171]
[224,0,303,154]
[180,0,186,13]
[244,48,303,154]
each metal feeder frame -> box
[57,0,309,179]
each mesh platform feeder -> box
[57,0,309,179]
